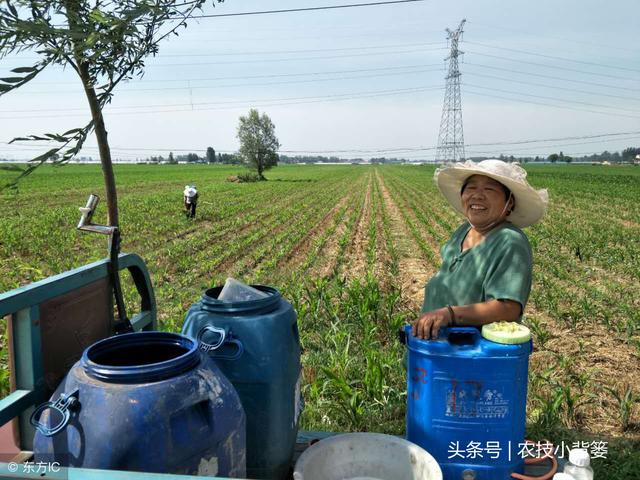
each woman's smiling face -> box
[461,175,513,230]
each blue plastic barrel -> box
[32,331,246,477]
[405,326,532,480]
[182,285,302,480]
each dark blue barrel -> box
[405,326,532,480]
[32,331,245,477]
[182,285,302,480]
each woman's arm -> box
[412,299,521,340]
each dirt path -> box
[338,172,373,281]
[377,171,435,310]
[304,174,367,279]
[276,189,353,274]
[371,171,395,288]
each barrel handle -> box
[30,389,80,437]
[443,326,481,345]
[197,326,244,360]
[213,338,244,361]
[197,325,227,353]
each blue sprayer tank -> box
[32,331,246,477]
[404,326,532,480]
[182,285,302,480]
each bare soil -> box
[337,172,373,281]
[377,172,435,310]
[277,190,353,274]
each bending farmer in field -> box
[412,159,549,339]
[183,185,199,219]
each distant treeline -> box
[140,146,640,165]
[3,147,637,165]
[473,147,640,164]
[139,151,410,164]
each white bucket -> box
[293,433,443,480]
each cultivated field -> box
[1,164,639,476]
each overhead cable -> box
[466,41,640,73]
[464,89,640,120]
[184,1,428,19]
[465,50,637,81]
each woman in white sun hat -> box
[412,159,549,340]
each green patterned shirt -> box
[421,221,533,316]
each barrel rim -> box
[199,284,281,313]
[81,331,201,383]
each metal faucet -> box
[77,194,132,333]
[77,194,117,235]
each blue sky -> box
[1,0,639,161]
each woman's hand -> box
[412,307,452,340]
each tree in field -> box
[0,0,225,225]
[622,147,640,163]
[237,109,280,180]
[548,153,559,163]
[206,146,216,164]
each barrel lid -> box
[481,322,531,345]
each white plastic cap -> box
[568,448,591,467]
[553,474,575,480]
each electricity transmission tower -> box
[435,19,466,163]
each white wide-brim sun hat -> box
[434,159,549,228]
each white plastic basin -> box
[293,433,443,480]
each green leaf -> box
[29,148,60,165]
[88,9,108,24]
[62,127,83,136]
[10,67,37,74]
[0,84,13,92]
[44,133,68,142]
[86,32,99,48]
[0,77,23,83]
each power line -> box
[184,1,428,19]
[464,89,640,120]
[28,63,444,87]
[466,131,640,147]
[3,66,445,102]
[466,137,640,156]
[464,62,640,92]
[464,83,640,114]
[7,131,637,154]
[14,40,445,62]
[141,46,445,67]
[158,41,445,57]
[43,0,429,27]
[466,41,640,74]
[468,20,640,55]
[465,50,637,81]
[465,72,640,103]
[0,85,444,120]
